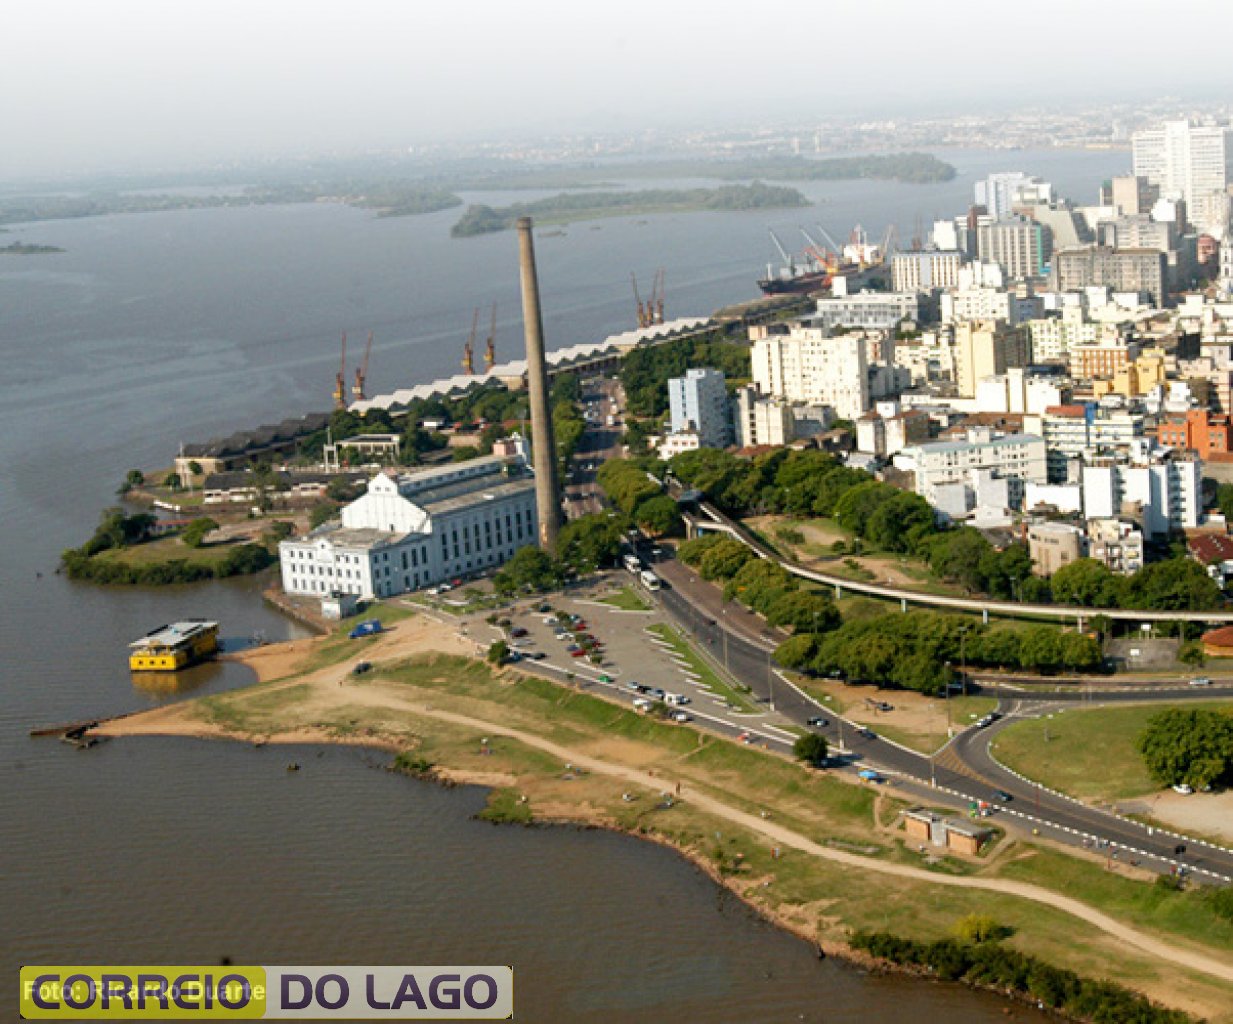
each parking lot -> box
[472,578,805,750]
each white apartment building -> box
[656,431,702,460]
[1088,518,1145,574]
[940,287,1014,324]
[1081,455,1202,537]
[750,324,870,419]
[894,430,1047,511]
[732,386,794,448]
[279,454,538,600]
[1026,308,1101,362]
[975,172,1050,220]
[1132,120,1233,233]
[973,368,1067,416]
[668,367,731,448]
[811,291,919,331]
[894,328,958,385]
[892,250,964,293]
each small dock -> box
[29,715,130,748]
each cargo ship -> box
[757,225,890,296]
[129,619,219,671]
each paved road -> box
[645,550,1233,884]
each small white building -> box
[895,430,1047,511]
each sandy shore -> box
[88,610,1233,1020]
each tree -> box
[557,513,625,573]
[633,494,682,537]
[765,590,840,633]
[1050,558,1119,608]
[1178,640,1208,667]
[698,537,754,581]
[263,520,295,545]
[774,634,819,671]
[793,732,828,767]
[953,914,1011,944]
[117,469,145,495]
[1137,708,1233,789]
[182,517,219,548]
[492,546,562,595]
[487,640,510,665]
[187,460,203,478]
[1124,558,1223,612]
[309,502,337,530]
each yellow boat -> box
[129,619,219,672]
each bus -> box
[640,568,661,591]
[623,553,642,573]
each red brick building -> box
[1157,409,1233,458]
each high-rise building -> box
[974,217,1052,280]
[953,320,1027,397]
[750,323,869,419]
[891,250,964,293]
[975,172,1051,220]
[1053,246,1167,307]
[667,367,731,448]
[1108,175,1159,217]
[1132,120,1233,233]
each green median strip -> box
[645,623,761,714]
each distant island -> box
[0,184,461,228]
[447,152,957,190]
[0,241,64,254]
[450,182,810,237]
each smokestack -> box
[516,216,562,553]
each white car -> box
[1172,783,1194,795]
[672,711,692,723]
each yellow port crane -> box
[484,303,497,371]
[631,271,649,329]
[332,332,348,409]
[461,307,479,374]
[352,330,373,402]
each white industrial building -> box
[750,323,870,419]
[279,452,538,600]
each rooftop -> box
[130,619,218,651]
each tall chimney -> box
[516,216,562,553]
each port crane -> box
[332,332,348,409]
[631,272,649,328]
[461,307,479,374]
[352,330,373,402]
[768,229,798,274]
[484,303,497,371]
[652,268,665,325]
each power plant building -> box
[279,453,538,600]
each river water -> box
[0,147,1127,1019]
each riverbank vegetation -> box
[60,508,276,585]
[450,182,809,237]
[0,240,64,254]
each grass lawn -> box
[990,704,1233,803]
[644,623,761,714]
[596,586,652,612]
[96,535,240,568]
[181,646,1233,1018]
[291,604,419,674]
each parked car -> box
[807,716,829,728]
[857,727,876,740]
[569,648,587,657]
[672,711,692,723]
[1172,783,1195,794]
[352,661,372,675]
[647,687,665,700]
[510,627,528,638]
[348,619,384,639]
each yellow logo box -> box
[21,968,266,1019]
[22,967,514,1019]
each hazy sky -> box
[4,0,1233,180]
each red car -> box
[569,648,587,657]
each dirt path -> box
[348,693,1233,987]
[93,619,1233,987]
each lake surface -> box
[0,146,1126,1018]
